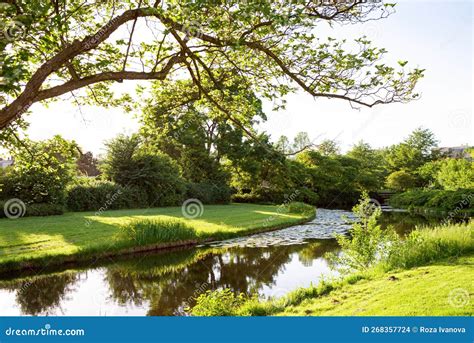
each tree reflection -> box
[105,243,335,315]
[13,273,78,315]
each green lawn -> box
[0,203,314,273]
[278,255,474,316]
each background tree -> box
[347,141,386,191]
[292,132,312,154]
[77,151,100,177]
[316,139,340,156]
[102,134,185,206]
[436,159,474,191]
[275,135,291,155]
[385,170,418,192]
[384,128,439,173]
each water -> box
[0,209,442,316]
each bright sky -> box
[23,0,473,156]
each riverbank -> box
[277,254,473,316]
[190,221,474,316]
[0,203,315,274]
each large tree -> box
[0,0,423,133]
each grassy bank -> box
[0,203,315,274]
[190,221,474,316]
[278,255,474,316]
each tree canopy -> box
[0,0,423,134]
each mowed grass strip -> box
[0,203,314,271]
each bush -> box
[386,170,418,191]
[294,188,319,205]
[326,195,398,274]
[102,135,186,206]
[286,201,314,215]
[1,136,78,206]
[185,182,231,204]
[190,289,249,316]
[389,189,474,212]
[66,180,148,212]
[231,192,265,204]
[0,201,64,218]
[436,159,474,190]
[119,218,197,246]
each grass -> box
[382,222,474,271]
[120,219,198,245]
[0,203,315,273]
[277,255,474,316]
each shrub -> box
[389,189,474,212]
[286,201,314,215]
[102,135,186,206]
[66,180,148,212]
[185,182,231,204]
[386,170,418,191]
[231,192,265,204]
[436,159,474,190]
[119,219,197,246]
[295,188,319,205]
[326,195,398,274]
[2,136,78,206]
[190,289,249,316]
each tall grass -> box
[383,222,474,270]
[120,219,197,246]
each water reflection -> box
[0,209,449,316]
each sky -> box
[20,0,473,156]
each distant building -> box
[0,158,13,168]
[437,146,472,161]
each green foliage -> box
[190,289,249,316]
[119,219,197,246]
[0,1,423,129]
[190,221,473,316]
[316,139,340,156]
[296,150,361,208]
[286,202,314,215]
[140,78,263,187]
[384,223,474,270]
[185,182,231,205]
[436,159,474,190]
[327,195,397,273]
[384,128,439,173]
[385,170,418,191]
[66,180,148,212]
[1,136,78,205]
[389,189,474,212]
[102,135,185,206]
[347,141,387,191]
